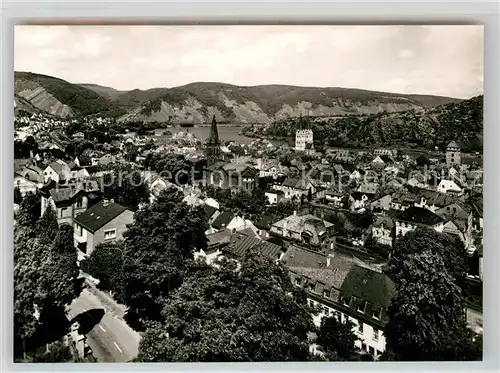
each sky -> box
[15,25,483,99]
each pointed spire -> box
[208,114,219,144]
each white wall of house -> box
[265,192,279,204]
[437,180,462,194]
[307,298,386,358]
[372,227,393,246]
[395,221,444,237]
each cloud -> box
[14,25,483,98]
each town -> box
[13,24,484,364]
[14,107,483,362]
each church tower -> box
[206,114,221,166]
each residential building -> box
[43,160,71,183]
[295,129,314,152]
[394,206,445,238]
[206,162,258,193]
[40,181,101,226]
[14,173,38,196]
[371,216,395,247]
[270,212,335,250]
[73,200,134,257]
[437,179,462,194]
[281,246,396,359]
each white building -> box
[437,179,462,194]
[295,129,314,152]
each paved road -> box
[68,287,141,362]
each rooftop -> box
[395,206,444,226]
[74,200,130,233]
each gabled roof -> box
[211,211,234,230]
[395,206,444,226]
[203,204,218,219]
[74,201,130,233]
[49,187,87,204]
[340,265,396,310]
[254,215,275,230]
[206,228,232,247]
[447,141,460,149]
[224,231,283,260]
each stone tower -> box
[206,115,221,166]
[446,141,461,167]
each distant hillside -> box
[118,82,463,125]
[14,72,125,118]
[263,95,483,152]
[15,72,463,124]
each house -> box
[203,204,220,225]
[394,206,444,238]
[40,180,101,226]
[437,179,462,194]
[281,246,396,359]
[43,160,71,183]
[99,154,117,166]
[325,187,344,208]
[279,177,316,200]
[265,190,285,205]
[14,173,38,196]
[20,164,44,185]
[350,192,374,210]
[222,228,285,263]
[73,200,134,257]
[370,194,391,212]
[371,216,395,247]
[150,177,183,203]
[194,229,232,264]
[270,212,335,250]
[206,162,259,193]
[254,215,276,240]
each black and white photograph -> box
[13,24,483,363]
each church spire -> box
[208,114,219,144]
[206,114,221,166]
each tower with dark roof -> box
[206,115,221,166]
[446,140,461,167]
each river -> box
[152,126,292,147]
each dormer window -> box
[372,308,381,320]
[295,278,301,286]
[357,301,366,313]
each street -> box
[68,285,141,362]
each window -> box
[357,301,366,313]
[369,346,375,355]
[323,290,329,298]
[372,308,381,320]
[60,207,67,217]
[295,278,301,286]
[358,322,364,334]
[104,229,116,240]
[361,343,367,351]
[76,199,83,208]
[373,328,379,341]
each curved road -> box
[68,286,141,362]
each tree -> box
[316,316,360,361]
[385,248,479,361]
[80,242,125,298]
[392,227,467,291]
[415,154,431,167]
[121,189,209,329]
[136,253,315,362]
[14,222,81,358]
[36,204,59,244]
[101,164,149,211]
[14,187,23,205]
[16,191,40,229]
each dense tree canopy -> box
[16,191,41,229]
[121,189,209,329]
[136,254,315,362]
[316,316,360,361]
[14,218,81,358]
[101,164,149,210]
[385,228,481,361]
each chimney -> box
[293,210,297,216]
[103,199,109,207]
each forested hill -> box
[257,95,483,152]
[15,71,462,124]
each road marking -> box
[113,341,123,353]
[98,325,106,332]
